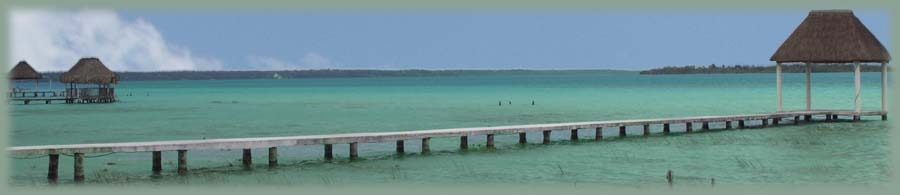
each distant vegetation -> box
[640,64,888,75]
[39,69,630,81]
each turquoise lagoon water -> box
[7,72,890,187]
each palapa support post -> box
[663,123,670,134]
[74,153,84,183]
[48,154,59,182]
[397,140,406,153]
[855,62,862,114]
[595,127,603,140]
[794,116,801,124]
[349,142,358,160]
[152,151,162,174]
[738,120,745,128]
[324,144,334,160]
[459,136,468,150]
[242,149,252,169]
[882,62,888,121]
[486,134,495,148]
[806,63,812,111]
[177,150,188,175]
[725,121,732,129]
[422,137,431,154]
[519,133,527,144]
[268,147,278,168]
[570,129,578,141]
[686,123,693,132]
[619,126,626,137]
[702,122,709,130]
[642,124,650,136]
[777,62,783,112]
[762,119,769,127]
[542,130,551,144]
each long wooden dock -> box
[7,109,886,183]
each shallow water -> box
[7,72,890,187]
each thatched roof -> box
[770,10,890,63]
[9,61,42,80]
[60,57,118,84]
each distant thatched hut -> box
[8,61,42,95]
[770,10,890,120]
[60,57,118,103]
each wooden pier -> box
[6,109,886,183]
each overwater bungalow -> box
[8,61,42,95]
[59,57,118,103]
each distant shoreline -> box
[640,64,888,75]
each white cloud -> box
[10,9,221,71]
[245,52,335,70]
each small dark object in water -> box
[666,170,673,187]
[106,162,116,165]
[231,101,239,104]
[711,178,715,187]
[498,101,501,106]
[532,100,535,106]
[508,101,511,105]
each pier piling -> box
[459,136,468,150]
[686,123,693,132]
[773,118,780,125]
[619,126,626,137]
[762,119,768,127]
[397,140,406,153]
[663,123,670,134]
[725,121,732,129]
[349,143,358,160]
[804,115,812,121]
[152,151,161,174]
[177,150,187,175]
[324,144,333,160]
[487,134,495,148]
[422,138,431,154]
[643,124,650,136]
[794,116,800,124]
[570,129,578,141]
[739,120,745,128]
[48,154,59,182]
[595,127,603,140]
[542,130,551,144]
[702,122,709,130]
[519,133,527,144]
[242,149,252,169]
[268,147,277,168]
[74,153,84,183]
[853,115,860,121]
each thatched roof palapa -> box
[9,61,42,80]
[60,57,118,84]
[770,10,891,63]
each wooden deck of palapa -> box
[6,109,887,183]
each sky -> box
[9,10,890,72]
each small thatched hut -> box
[8,61,42,96]
[60,57,118,103]
[770,9,890,120]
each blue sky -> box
[11,10,890,71]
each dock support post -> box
[74,153,84,183]
[777,62,783,112]
[663,123,670,134]
[853,115,860,121]
[825,114,832,122]
[702,122,709,130]
[460,136,468,150]
[619,126,626,137]
[487,134,495,148]
[268,147,277,168]
[855,62,862,114]
[794,116,800,124]
[772,118,780,125]
[806,63,812,111]
[421,137,431,154]
[725,121,732,129]
[738,120,745,128]
[542,130,551,144]
[397,140,406,153]
[242,149,252,169]
[686,123,693,132]
[595,127,603,140]
[48,154,59,182]
[882,62,888,120]
[349,142,358,160]
[324,144,333,160]
[804,115,811,122]
[643,124,650,136]
[519,133,527,144]
[152,151,162,174]
[762,119,768,127]
[177,150,187,175]
[570,129,578,141]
